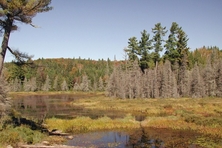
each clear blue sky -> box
[3,0,222,62]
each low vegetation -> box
[44,94,222,147]
[1,92,222,147]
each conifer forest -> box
[3,22,222,99]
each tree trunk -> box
[0,16,13,75]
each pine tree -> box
[0,0,52,75]
[138,30,152,72]
[164,22,180,69]
[151,23,167,65]
[125,37,139,62]
[177,28,189,66]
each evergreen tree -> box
[0,0,52,75]
[151,23,167,65]
[125,37,139,62]
[138,30,152,72]
[177,28,189,66]
[164,22,180,69]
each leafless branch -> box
[7,46,34,66]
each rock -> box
[67,135,74,140]
[6,145,13,148]
[42,141,50,146]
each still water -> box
[11,94,211,147]
[66,128,201,148]
[12,94,144,121]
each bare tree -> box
[42,75,51,91]
[0,76,11,117]
[216,60,222,96]
[190,63,205,98]
[61,79,68,91]
[98,77,104,91]
[161,60,178,98]
[80,75,90,92]
[203,60,216,97]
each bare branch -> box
[7,46,34,64]
[30,23,40,28]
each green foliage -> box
[0,125,45,146]
[4,58,113,92]
[125,37,139,62]
[164,22,180,65]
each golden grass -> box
[45,114,140,134]
[70,95,222,138]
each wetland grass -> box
[45,94,222,140]
[6,92,222,147]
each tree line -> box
[2,22,222,99]
[2,45,222,98]
[3,58,113,92]
[107,22,222,98]
[107,57,222,99]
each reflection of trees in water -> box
[13,95,79,120]
[127,125,165,148]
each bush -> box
[0,126,45,146]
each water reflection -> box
[67,128,200,148]
[12,95,145,121]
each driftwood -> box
[19,145,82,148]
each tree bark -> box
[0,16,13,75]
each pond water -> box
[12,94,145,121]
[11,94,216,147]
[66,128,202,148]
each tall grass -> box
[45,114,140,134]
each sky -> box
[3,0,222,62]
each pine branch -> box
[7,46,34,65]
